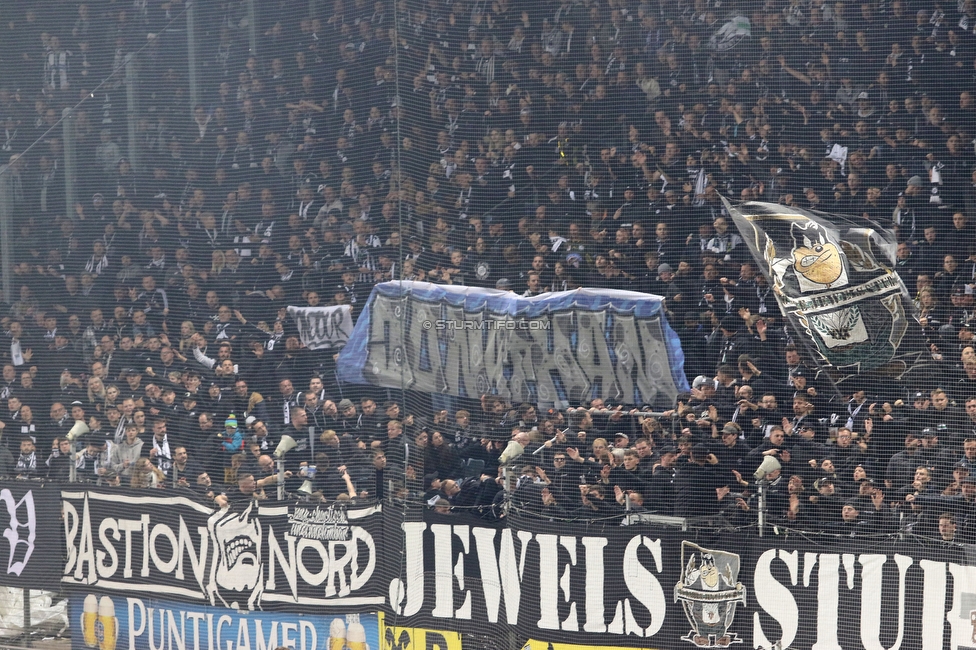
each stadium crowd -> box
[0,0,975,540]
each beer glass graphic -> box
[328,618,346,650]
[81,595,98,648]
[95,596,117,650]
[328,615,369,650]
[345,614,367,650]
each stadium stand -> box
[0,0,975,542]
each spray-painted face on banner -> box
[207,502,263,609]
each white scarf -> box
[153,434,172,475]
[16,452,36,472]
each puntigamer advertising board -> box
[68,593,379,650]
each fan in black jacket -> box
[673,444,726,518]
[645,446,680,514]
[45,438,73,481]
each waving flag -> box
[724,199,925,377]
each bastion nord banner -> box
[60,488,386,613]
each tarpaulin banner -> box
[0,480,62,590]
[31,486,976,649]
[287,304,354,350]
[60,488,386,614]
[337,281,688,408]
[67,591,379,650]
[725,199,924,377]
[384,510,975,650]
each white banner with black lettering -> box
[287,304,353,350]
[60,488,385,613]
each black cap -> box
[691,443,711,458]
[659,445,678,455]
[719,315,740,332]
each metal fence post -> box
[0,165,12,304]
[22,588,29,646]
[61,108,77,221]
[186,1,201,112]
[277,457,285,501]
[124,53,140,174]
[69,440,77,484]
[245,0,258,55]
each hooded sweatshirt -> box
[110,437,144,477]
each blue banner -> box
[337,282,688,408]
[69,593,379,650]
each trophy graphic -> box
[675,541,746,647]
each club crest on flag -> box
[725,199,924,375]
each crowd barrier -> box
[1,482,975,649]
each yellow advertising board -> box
[378,613,463,650]
[376,614,664,650]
